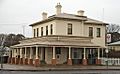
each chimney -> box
[55,3,62,15]
[42,12,47,20]
[77,10,84,16]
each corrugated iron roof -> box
[11,35,100,48]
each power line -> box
[0,23,29,25]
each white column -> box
[20,48,23,58]
[30,47,33,59]
[36,46,38,59]
[9,50,11,57]
[15,49,17,57]
[83,48,86,59]
[52,47,55,59]
[25,47,27,58]
[68,47,71,59]
[98,48,100,59]
[12,49,14,57]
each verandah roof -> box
[11,35,106,48]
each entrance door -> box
[88,49,96,65]
[56,47,61,64]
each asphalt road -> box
[0,70,120,74]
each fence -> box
[101,58,120,65]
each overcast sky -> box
[0,0,120,37]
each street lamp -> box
[105,48,109,69]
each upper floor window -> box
[37,28,39,37]
[50,24,53,35]
[33,29,36,37]
[68,23,72,35]
[41,27,43,36]
[89,27,93,37]
[46,26,48,35]
[97,28,101,37]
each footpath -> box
[0,64,120,71]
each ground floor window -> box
[56,47,61,54]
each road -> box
[0,70,120,74]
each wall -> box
[32,20,56,37]
[55,20,83,36]
[84,24,106,47]
[45,47,67,64]
[56,47,67,64]
[45,47,52,64]
[32,19,106,47]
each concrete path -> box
[0,64,120,71]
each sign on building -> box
[107,34,111,43]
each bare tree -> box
[107,24,120,33]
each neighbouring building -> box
[8,3,108,66]
[107,32,120,44]
[108,41,120,51]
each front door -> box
[88,49,96,65]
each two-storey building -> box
[8,3,107,66]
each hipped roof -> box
[30,13,108,26]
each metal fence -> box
[101,58,120,65]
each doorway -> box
[88,49,96,65]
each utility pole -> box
[102,8,104,22]
[22,25,25,36]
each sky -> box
[0,0,120,37]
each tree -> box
[107,24,120,33]
[5,34,16,47]
[0,34,7,47]
[0,34,25,47]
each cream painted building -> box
[8,3,107,66]
[108,41,120,51]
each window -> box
[33,29,36,37]
[50,24,53,35]
[46,26,48,35]
[73,50,80,59]
[89,27,93,37]
[37,28,39,37]
[97,28,101,37]
[56,47,61,54]
[68,23,72,35]
[41,27,43,36]
[74,52,78,58]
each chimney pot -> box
[55,3,62,15]
[77,10,84,16]
[42,12,47,20]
